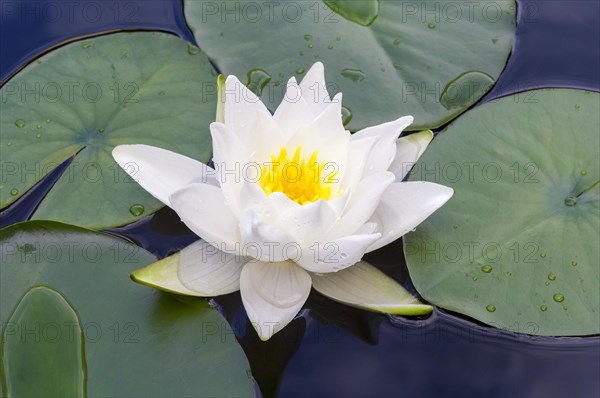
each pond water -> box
[1,1,599,397]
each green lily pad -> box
[0,221,254,397]
[2,286,86,398]
[184,0,515,131]
[0,32,216,229]
[404,89,600,336]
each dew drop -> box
[328,44,334,50]
[540,305,548,312]
[246,69,272,96]
[46,118,51,123]
[307,44,314,49]
[548,273,556,281]
[571,260,578,267]
[304,34,312,41]
[98,128,105,133]
[6,142,12,147]
[35,133,42,139]
[187,43,200,55]
[299,51,304,56]
[158,91,166,96]
[81,42,93,49]
[428,22,437,29]
[553,293,565,303]
[440,71,495,110]
[580,170,588,176]
[481,265,492,273]
[540,252,547,258]
[324,0,379,26]
[336,36,341,41]
[393,63,402,70]
[36,60,42,65]
[486,305,496,312]
[545,281,550,286]
[36,124,42,129]
[15,119,26,128]
[393,38,401,45]
[564,196,577,206]
[472,276,478,281]
[10,188,19,196]
[341,68,365,82]
[341,106,353,126]
[296,67,305,74]
[85,55,91,60]
[575,104,581,109]
[129,204,145,217]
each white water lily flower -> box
[113,62,453,340]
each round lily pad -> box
[404,89,600,336]
[0,32,216,229]
[184,0,516,131]
[0,221,254,397]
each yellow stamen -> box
[258,145,341,205]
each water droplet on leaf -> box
[15,119,26,128]
[440,71,495,110]
[428,22,437,29]
[540,305,548,312]
[341,69,365,82]
[564,196,577,206]
[129,204,145,217]
[246,69,272,96]
[10,188,19,196]
[481,265,492,273]
[341,106,353,126]
[548,273,556,281]
[187,43,200,55]
[486,305,496,312]
[553,294,565,303]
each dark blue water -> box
[1,1,599,397]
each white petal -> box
[247,109,288,164]
[273,77,316,138]
[310,261,432,315]
[294,232,381,273]
[340,136,378,190]
[277,199,338,244]
[298,62,332,116]
[239,182,299,224]
[223,75,271,145]
[328,172,395,238]
[351,116,414,177]
[210,122,248,215]
[169,183,241,252]
[240,261,311,341]
[367,181,454,252]
[177,240,249,295]
[239,210,297,262]
[284,93,349,170]
[112,145,217,208]
[389,130,434,181]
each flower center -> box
[258,146,340,205]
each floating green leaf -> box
[184,0,515,131]
[0,32,216,229]
[0,221,254,397]
[2,286,86,398]
[404,89,600,336]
